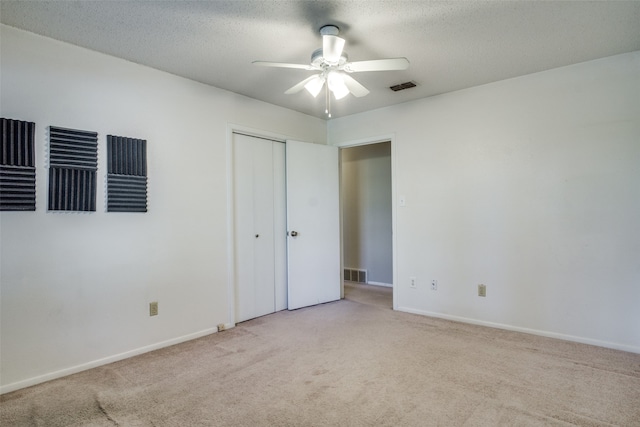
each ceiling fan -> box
[253,25,409,117]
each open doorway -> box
[340,141,393,309]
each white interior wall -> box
[329,51,640,353]
[0,25,326,393]
[341,143,393,285]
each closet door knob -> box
[290,231,298,237]
[255,234,259,238]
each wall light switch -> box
[478,284,486,297]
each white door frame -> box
[333,134,397,310]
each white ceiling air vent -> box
[390,81,417,91]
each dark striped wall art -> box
[106,135,148,212]
[48,126,98,211]
[3,121,148,214]
[1,118,37,211]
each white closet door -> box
[234,133,285,322]
[286,140,341,310]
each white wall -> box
[341,143,393,284]
[329,51,640,353]
[0,25,326,392]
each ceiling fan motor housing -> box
[311,48,348,69]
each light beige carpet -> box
[1,282,639,426]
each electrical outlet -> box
[409,277,416,288]
[149,301,158,316]
[478,284,486,297]
[431,280,438,290]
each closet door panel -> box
[251,139,276,318]
[233,133,284,323]
[233,135,258,323]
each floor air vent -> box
[390,81,417,91]
[344,268,367,283]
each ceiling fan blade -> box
[285,75,321,95]
[344,58,410,72]
[252,61,314,70]
[323,35,345,65]
[342,74,370,97]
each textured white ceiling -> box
[2,1,640,119]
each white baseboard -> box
[367,281,393,288]
[0,326,231,395]
[396,306,640,355]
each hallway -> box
[343,281,392,309]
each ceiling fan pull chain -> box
[326,83,331,118]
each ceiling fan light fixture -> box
[304,75,325,98]
[333,87,349,100]
[328,71,349,100]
